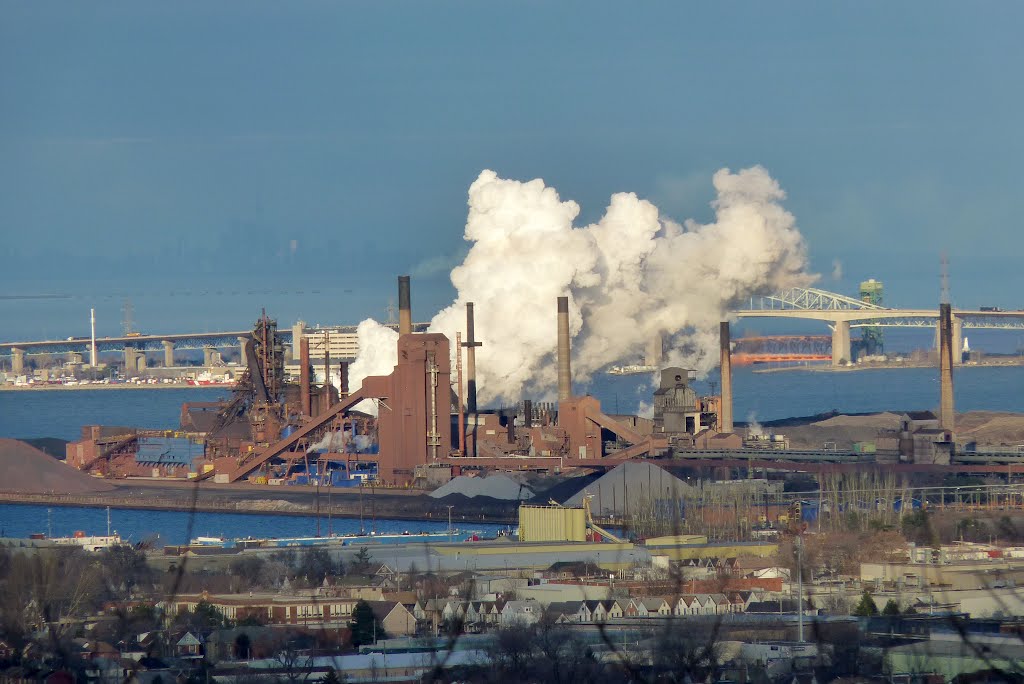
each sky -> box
[2,2,1022,341]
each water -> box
[0,387,229,440]
[0,504,505,546]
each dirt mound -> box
[0,439,115,494]
[812,412,902,429]
[956,412,1024,445]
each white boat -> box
[189,530,461,548]
[44,531,123,552]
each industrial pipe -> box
[398,275,412,336]
[720,321,733,433]
[557,296,572,403]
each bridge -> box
[0,322,425,375]
[0,331,265,375]
[736,287,1024,366]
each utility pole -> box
[797,534,804,643]
[447,505,454,542]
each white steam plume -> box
[355,166,813,407]
[346,318,399,414]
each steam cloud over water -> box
[350,167,812,407]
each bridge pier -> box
[162,340,175,367]
[238,337,248,365]
[203,346,216,367]
[831,321,851,366]
[66,352,83,365]
[11,347,24,374]
[123,347,137,374]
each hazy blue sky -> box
[2,2,1022,340]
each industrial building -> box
[65,274,978,493]
[66,278,696,487]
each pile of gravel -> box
[0,438,115,494]
[429,473,534,501]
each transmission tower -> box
[121,299,135,335]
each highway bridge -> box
[736,287,1024,366]
[0,322,428,375]
[4,287,1024,373]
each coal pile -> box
[429,473,534,501]
[0,439,115,494]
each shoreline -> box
[0,480,518,525]
[0,383,234,392]
[753,359,1024,374]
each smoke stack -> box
[463,302,481,414]
[339,360,349,397]
[939,302,955,431]
[398,275,412,335]
[523,399,533,428]
[557,296,572,403]
[300,337,311,417]
[719,321,733,433]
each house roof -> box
[176,633,202,647]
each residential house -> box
[500,600,541,627]
[631,598,671,617]
[366,601,417,637]
[175,632,203,658]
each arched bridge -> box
[735,287,1024,366]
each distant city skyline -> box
[3,2,1022,341]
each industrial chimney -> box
[398,275,412,336]
[557,296,572,402]
[299,336,311,417]
[719,321,733,433]
[464,302,481,414]
[939,302,955,431]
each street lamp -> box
[446,505,454,542]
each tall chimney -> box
[300,336,311,417]
[398,275,412,335]
[939,302,955,431]
[557,296,572,403]
[523,399,533,428]
[324,331,332,410]
[719,321,733,433]
[456,332,465,455]
[463,302,481,414]
[339,360,349,397]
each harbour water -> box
[0,503,506,546]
